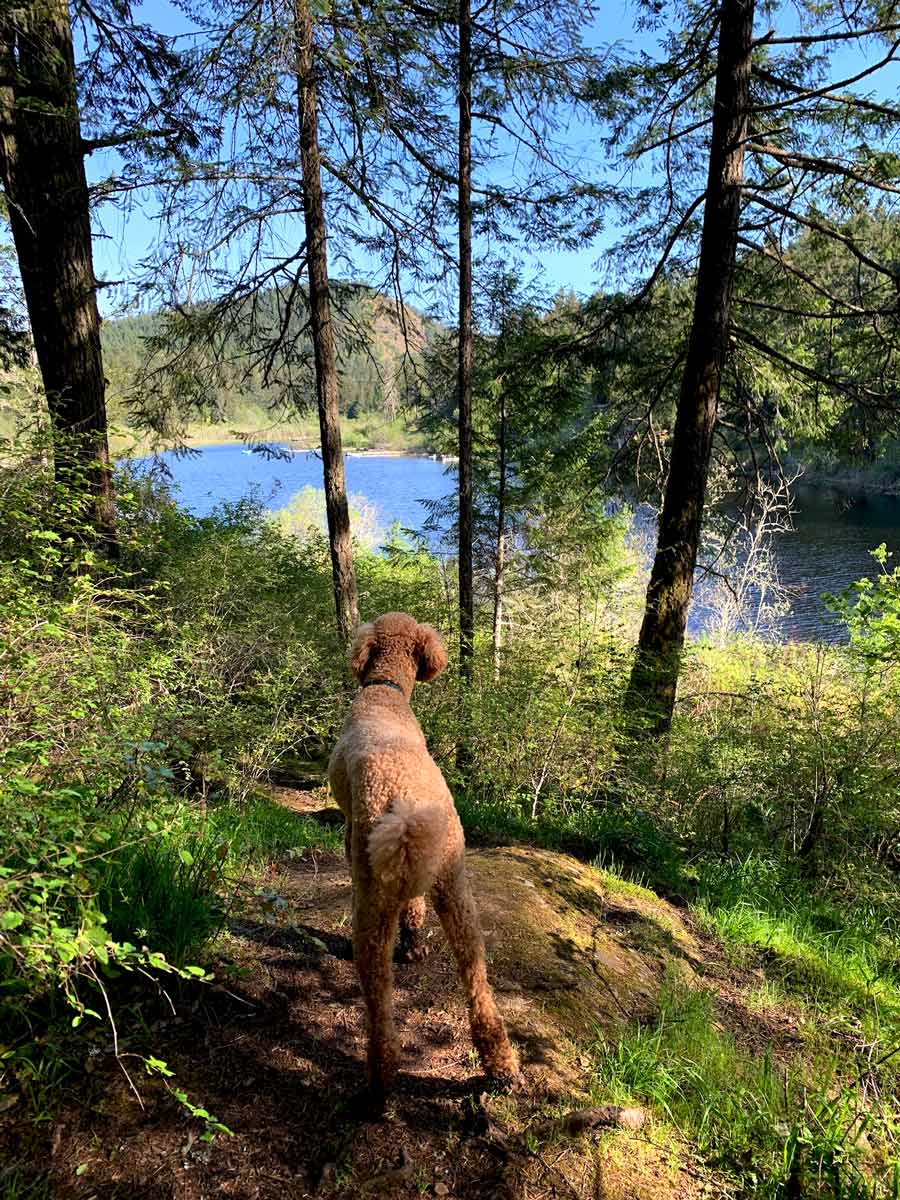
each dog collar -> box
[362,677,405,696]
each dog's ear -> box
[349,622,377,680]
[416,623,447,682]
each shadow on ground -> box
[1,799,790,1200]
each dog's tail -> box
[368,797,445,898]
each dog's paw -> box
[395,941,431,964]
[484,1068,527,1095]
[345,1085,388,1121]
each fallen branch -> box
[360,1148,414,1192]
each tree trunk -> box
[625,0,755,732]
[491,388,506,680]
[0,0,116,552]
[294,0,359,641]
[457,0,474,679]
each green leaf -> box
[0,911,24,930]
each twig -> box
[88,966,144,1110]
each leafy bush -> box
[272,484,385,549]
[0,782,211,1037]
[0,462,352,1078]
[826,544,900,665]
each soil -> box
[0,789,805,1200]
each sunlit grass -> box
[691,856,900,1034]
[590,974,900,1199]
[97,794,343,963]
[212,793,344,863]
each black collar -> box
[362,677,405,696]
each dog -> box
[328,612,520,1098]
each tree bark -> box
[294,0,359,641]
[457,0,474,680]
[491,387,506,680]
[0,0,116,552]
[625,0,755,732]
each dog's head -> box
[350,612,448,686]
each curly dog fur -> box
[328,612,520,1098]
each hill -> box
[1,286,436,454]
[101,286,435,453]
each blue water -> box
[133,444,454,546]
[131,444,899,641]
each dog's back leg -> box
[352,835,402,1098]
[431,857,520,1084]
[354,891,401,1098]
[397,896,429,963]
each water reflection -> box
[132,446,899,644]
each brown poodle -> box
[328,612,520,1099]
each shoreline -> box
[794,464,900,498]
[112,426,431,459]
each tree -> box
[0,0,197,551]
[457,0,474,683]
[0,0,116,549]
[625,0,755,728]
[295,0,358,639]
[129,0,450,637]
[418,276,626,678]
[584,0,900,731]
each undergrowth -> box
[591,974,900,1199]
[1,462,898,1197]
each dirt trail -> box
[2,790,798,1199]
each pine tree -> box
[586,0,900,731]
[295,0,358,638]
[0,0,196,551]
[0,0,116,549]
[625,0,756,728]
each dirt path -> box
[2,790,798,1199]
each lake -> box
[133,444,900,643]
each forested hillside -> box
[99,285,434,449]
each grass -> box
[97,793,344,964]
[455,790,683,893]
[590,974,900,1199]
[457,790,900,1032]
[212,793,345,862]
[695,894,899,1014]
[693,856,900,1040]
[0,1170,51,1200]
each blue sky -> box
[87,0,656,315]
[87,0,900,318]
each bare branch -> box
[754,21,900,47]
[748,140,900,196]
